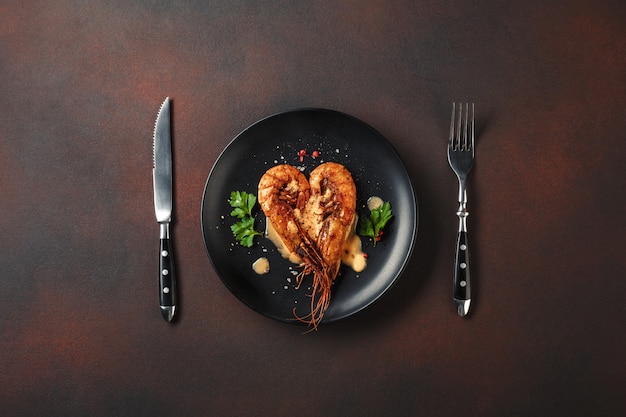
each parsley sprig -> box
[358,201,393,247]
[229,191,262,247]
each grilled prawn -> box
[258,164,311,259]
[303,162,357,280]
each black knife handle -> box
[159,223,176,322]
[453,230,471,301]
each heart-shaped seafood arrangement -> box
[258,162,360,329]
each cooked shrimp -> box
[258,164,310,257]
[258,162,357,330]
[303,162,357,279]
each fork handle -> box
[453,225,471,317]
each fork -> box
[448,102,475,317]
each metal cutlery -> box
[447,102,475,317]
[153,97,177,322]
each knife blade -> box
[153,97,176,322]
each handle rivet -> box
[460,281,466,287]
[460,263,467,269]
[163,287,170,293]
[162,250,169,257]
[460,244,467,250]
[162,269,169,275]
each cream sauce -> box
[367,196,384,211]
[342,230,367,273]
[252,257,270,275]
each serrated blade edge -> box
[153,97,172,223]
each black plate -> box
[201,108,418,324]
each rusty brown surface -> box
[1,1,625,416]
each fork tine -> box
[456,103,462,149]
[459,103,467,151]
[450,102,476,152]
[470,103,475,153]
[449,102,456,148]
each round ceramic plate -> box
[201,108,417,324]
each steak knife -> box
[153,97,176,322]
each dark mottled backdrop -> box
[1,1,625,416]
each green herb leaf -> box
[229,191,257,218]
[230,216,262,247]
[228,191,261,247]
[358,201,393,247]
[357,216,375,238]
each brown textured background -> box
[1,1,625,416]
